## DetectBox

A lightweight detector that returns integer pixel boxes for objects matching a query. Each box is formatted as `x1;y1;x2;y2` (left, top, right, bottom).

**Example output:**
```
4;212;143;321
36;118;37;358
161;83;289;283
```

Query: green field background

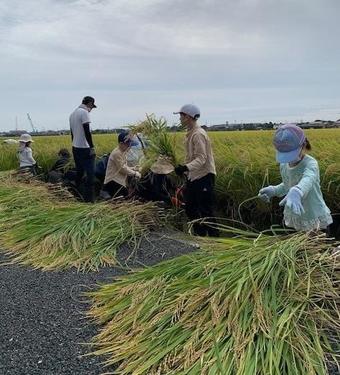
2;130;340;223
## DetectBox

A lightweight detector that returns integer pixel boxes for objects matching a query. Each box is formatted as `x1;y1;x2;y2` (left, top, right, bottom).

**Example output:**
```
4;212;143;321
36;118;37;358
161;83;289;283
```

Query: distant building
7;130;27;136
300;120;334;129
210;124;228;131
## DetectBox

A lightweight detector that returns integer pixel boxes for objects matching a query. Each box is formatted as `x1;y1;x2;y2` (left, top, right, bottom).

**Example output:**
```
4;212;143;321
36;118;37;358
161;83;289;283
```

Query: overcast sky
1;0;340;131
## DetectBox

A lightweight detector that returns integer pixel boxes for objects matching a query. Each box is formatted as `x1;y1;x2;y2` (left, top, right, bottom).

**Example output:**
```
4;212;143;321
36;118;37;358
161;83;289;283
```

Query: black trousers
103;180;128;198
72;147;95;203
19;165;37;176
184;173;219;237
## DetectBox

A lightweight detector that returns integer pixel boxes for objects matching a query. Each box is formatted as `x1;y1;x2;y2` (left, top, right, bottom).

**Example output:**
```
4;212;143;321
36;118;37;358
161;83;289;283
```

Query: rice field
2;128;340;225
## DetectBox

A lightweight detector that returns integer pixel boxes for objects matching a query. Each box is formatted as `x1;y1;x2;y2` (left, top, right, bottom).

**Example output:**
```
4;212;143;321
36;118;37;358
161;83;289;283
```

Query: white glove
258;186;276;203
134;171;141;179
279;186;305;215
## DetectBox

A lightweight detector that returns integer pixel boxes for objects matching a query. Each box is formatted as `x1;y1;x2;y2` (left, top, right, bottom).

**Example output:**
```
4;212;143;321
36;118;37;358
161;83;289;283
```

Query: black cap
82;96;97;108
118;131;132;145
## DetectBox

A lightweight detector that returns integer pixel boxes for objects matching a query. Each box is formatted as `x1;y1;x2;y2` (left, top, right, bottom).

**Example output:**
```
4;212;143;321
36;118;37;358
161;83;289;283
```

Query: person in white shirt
69;96;97;202
17;133;37;175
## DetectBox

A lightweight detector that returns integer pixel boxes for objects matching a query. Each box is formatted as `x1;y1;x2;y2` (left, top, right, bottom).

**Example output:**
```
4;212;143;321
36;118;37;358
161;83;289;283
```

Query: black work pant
103;180;128;198
19;165;37;176
150;173;172;204
72;147;95;203
184;173;219;237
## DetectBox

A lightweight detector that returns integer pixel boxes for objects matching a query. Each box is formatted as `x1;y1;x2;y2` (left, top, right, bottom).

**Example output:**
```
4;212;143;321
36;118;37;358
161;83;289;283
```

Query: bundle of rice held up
88;231;339;375
129;114;180;168
0;178;161;271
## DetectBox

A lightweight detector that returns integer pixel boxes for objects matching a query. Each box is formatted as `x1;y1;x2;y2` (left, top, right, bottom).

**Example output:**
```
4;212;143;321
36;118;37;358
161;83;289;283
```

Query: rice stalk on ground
0;178;161;271
88;231;339;374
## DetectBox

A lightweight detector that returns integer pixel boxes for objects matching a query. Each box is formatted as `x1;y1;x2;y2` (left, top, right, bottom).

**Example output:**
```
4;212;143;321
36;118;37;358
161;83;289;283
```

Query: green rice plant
0;134;118;172
129;114;180;168
129;114;168;135
3;129;340;228
0;177;161;271
207;130;340;225
88;231;339;374
0;143;19;170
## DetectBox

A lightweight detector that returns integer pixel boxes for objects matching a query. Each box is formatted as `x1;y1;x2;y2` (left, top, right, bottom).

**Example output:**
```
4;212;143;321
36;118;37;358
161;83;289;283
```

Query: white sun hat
150;156;175;175
18;133;34;143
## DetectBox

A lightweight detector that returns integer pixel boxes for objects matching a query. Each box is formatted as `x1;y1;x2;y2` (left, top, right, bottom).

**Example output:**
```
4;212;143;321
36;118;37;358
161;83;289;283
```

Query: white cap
173;104;200;119
19;133;34;143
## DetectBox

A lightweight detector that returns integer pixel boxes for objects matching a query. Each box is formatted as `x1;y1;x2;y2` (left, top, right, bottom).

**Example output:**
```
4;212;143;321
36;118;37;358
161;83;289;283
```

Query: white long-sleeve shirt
18;145;36;167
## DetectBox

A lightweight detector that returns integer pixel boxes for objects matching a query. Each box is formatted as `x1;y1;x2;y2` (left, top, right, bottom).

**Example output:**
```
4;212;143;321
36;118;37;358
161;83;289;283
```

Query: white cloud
0;0;340;131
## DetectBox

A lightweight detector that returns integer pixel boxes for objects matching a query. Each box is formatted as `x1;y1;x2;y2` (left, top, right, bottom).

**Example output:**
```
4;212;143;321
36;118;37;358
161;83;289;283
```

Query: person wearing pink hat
258;124;332;231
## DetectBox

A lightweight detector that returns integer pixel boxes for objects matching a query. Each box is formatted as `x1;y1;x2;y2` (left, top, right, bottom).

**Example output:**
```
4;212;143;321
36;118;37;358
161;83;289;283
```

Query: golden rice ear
128;114;179;170
88;232;339;374
0;179;162;271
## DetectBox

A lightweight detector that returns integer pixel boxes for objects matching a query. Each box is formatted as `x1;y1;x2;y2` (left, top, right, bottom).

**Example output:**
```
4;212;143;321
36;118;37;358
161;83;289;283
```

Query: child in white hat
18;133;37;174
258;124;332;231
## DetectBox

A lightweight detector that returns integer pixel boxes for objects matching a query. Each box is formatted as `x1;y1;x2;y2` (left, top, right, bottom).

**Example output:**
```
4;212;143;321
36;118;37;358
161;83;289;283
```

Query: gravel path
0;231;198;375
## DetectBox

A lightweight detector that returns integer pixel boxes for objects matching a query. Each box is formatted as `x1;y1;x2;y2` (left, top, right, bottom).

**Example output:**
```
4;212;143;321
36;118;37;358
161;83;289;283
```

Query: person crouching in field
136;156;177;206
100;131;141;199
258;123;332;232
173;104;219;237
18;133;37;175
47;148;72;183
51;148;71;173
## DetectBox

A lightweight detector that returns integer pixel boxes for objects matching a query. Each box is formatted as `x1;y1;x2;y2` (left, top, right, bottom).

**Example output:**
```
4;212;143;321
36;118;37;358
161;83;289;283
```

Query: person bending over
258;123;332;232
100;131;141;199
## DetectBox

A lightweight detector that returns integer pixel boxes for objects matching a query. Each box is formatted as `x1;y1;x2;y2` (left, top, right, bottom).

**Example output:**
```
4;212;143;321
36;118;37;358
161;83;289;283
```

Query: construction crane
27;113;38;133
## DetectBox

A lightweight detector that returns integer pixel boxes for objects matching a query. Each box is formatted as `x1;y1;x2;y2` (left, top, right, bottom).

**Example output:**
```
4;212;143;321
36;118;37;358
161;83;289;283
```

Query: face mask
289;148;304;165
290;156;301;164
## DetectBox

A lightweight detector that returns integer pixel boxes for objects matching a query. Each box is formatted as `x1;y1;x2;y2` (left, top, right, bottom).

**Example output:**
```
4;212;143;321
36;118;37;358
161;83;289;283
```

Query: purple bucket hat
273;124;306;163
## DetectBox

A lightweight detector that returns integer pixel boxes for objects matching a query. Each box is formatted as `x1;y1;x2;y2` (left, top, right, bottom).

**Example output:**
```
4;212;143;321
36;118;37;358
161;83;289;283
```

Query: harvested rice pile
88;232;339;374
0;174;161;271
